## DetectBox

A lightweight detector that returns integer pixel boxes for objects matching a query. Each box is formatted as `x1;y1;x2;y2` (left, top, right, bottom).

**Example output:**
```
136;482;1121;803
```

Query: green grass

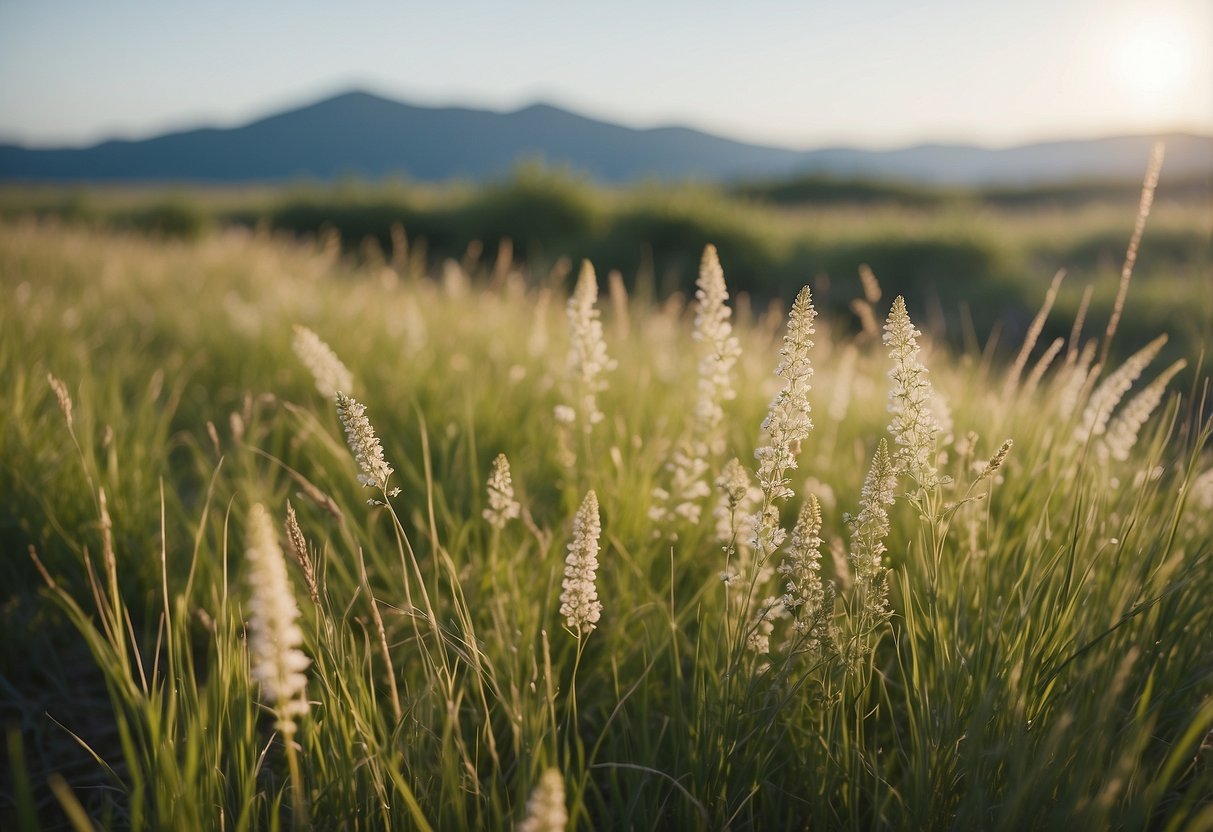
1;167;1209;362
1;218;1211;830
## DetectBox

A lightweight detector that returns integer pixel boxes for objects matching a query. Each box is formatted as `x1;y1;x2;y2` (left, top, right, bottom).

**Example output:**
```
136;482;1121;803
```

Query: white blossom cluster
779;495;828;650
751;285;817;558
559;490;603;636
336;392;397;495
483;453;522;529
565;261;615;433
651;246;742;529
692;245;741;453
847;440;897;636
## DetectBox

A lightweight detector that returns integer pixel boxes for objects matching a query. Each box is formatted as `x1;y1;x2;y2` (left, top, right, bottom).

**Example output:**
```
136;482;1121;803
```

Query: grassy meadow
1;170;1212;830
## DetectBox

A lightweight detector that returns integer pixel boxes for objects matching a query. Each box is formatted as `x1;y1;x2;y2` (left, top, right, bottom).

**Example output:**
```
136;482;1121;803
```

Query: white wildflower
1075;334;1167;444
1102;358;1186;461
692;244;741;453
665;447;711;524
651;246;741;528
714;458;761;546
780;496;826;634
746;596;787;654
336;392;396;494
848;440;897;647
483;453;522;529
518;768;567;832
884;296;942;487
292;325;353;397
560;490;603;636
245;503;310;735
565;261;616;434
752;285;817;558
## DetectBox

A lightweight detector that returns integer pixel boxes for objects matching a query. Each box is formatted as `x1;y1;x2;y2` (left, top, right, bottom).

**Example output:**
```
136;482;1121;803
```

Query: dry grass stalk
1101;141;1164;364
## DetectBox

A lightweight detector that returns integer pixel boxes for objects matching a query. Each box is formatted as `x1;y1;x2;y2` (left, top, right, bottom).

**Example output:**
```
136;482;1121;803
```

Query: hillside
2;90;1210;184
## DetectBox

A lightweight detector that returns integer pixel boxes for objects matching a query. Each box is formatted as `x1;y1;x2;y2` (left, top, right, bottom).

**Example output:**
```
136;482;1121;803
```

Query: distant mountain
1;90;1209;185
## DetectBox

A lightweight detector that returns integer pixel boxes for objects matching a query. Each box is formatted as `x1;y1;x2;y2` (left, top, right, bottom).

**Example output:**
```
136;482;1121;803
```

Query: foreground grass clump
1;219;1211;830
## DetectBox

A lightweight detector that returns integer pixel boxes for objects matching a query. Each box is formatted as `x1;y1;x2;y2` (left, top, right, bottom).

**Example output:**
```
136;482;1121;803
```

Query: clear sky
1;0;1210;150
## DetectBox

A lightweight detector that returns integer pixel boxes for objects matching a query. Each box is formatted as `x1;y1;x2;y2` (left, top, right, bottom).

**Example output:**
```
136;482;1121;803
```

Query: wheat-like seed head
884;296;943;488
1075;334;1167;445
245;503;310;735
292;324;354;397
1102;358;1186;462
518;768;567;832
47;373;73;432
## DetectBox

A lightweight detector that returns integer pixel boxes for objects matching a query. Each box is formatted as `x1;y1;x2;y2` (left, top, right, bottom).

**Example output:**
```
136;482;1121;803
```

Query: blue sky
1;0;1210;149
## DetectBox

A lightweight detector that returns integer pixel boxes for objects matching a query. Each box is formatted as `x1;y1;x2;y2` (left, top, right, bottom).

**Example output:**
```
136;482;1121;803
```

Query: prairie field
1;199;1212;831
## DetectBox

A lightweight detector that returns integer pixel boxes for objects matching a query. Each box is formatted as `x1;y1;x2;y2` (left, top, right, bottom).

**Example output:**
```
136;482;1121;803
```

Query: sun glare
1113;13;1192;99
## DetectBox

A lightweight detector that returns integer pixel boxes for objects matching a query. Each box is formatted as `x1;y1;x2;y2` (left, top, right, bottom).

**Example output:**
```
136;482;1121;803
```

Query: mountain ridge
2;89;1210;185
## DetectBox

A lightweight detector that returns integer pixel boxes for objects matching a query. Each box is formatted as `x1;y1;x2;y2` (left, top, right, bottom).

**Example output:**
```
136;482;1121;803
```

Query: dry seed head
292;325;354;398
859;263;883;304
47;373;73;432
1024;336;1066;397
518;768;568;832
1102;359;1186;462
1057;339;1098;419
284;502;320;605
245;503;310;734
1075;334;1167;444
483;453;522;529
1005;269;1065;398
559;490;603;636
974;439;1013;487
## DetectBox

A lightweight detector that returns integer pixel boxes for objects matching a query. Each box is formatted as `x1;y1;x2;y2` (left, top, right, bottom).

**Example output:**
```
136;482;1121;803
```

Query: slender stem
283;728;308;831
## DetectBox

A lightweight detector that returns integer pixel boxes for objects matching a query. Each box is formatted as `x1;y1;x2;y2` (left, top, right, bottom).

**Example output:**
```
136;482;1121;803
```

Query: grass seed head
292;324;354;397
518;768;567;832
245;503;310;735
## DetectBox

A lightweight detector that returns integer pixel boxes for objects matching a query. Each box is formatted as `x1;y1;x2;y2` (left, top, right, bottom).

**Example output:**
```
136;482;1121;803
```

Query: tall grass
1;213;1211;830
